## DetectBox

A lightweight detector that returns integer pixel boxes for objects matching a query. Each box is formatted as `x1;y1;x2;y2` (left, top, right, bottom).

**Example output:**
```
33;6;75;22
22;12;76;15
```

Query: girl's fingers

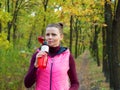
36;51;45;57
34;51;46;68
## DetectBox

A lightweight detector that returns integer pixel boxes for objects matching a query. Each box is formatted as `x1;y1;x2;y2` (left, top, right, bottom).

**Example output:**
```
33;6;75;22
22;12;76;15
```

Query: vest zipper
50;59;54;90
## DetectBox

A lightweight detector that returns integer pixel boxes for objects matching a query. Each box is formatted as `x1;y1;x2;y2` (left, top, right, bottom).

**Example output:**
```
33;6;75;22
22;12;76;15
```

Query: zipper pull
51;58;54;65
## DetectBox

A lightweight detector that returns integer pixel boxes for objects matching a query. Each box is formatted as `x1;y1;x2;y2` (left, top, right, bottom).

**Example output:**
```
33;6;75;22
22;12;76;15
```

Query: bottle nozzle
38;36;44;44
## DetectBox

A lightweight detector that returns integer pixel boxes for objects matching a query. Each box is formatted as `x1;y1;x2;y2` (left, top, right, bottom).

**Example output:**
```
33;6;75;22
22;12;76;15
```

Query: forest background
0;0;120;90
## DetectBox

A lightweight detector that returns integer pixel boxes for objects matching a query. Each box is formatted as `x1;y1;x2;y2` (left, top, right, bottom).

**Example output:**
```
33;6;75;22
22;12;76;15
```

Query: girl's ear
60;34;64;40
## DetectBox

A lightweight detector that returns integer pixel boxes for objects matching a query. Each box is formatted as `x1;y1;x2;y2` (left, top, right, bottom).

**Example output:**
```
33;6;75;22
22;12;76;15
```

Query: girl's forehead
46;27;60;33
46;27;59;30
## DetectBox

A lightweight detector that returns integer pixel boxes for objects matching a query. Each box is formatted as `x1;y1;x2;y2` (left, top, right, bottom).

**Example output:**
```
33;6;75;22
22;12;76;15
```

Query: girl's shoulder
57;47;70;55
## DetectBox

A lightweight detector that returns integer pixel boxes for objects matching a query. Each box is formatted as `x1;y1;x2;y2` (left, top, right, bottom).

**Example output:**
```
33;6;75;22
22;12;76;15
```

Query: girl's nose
48;34;52;39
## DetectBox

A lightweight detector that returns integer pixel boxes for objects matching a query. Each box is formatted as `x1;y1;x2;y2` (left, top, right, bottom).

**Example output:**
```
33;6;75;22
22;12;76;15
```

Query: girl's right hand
34;51;46;68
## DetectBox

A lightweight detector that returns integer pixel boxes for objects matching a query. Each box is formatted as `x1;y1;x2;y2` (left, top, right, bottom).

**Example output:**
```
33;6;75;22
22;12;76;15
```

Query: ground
76;50;110;90
76;51;91;90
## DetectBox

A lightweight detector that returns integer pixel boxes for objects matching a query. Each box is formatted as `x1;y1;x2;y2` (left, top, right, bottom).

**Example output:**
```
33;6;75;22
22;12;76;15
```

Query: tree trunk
13;20;17;45
102;26;109;81
78;26;82;54
103;0;113;84
94;24;100;66
7;0;22;42
0;23;1;33
74;17;79;58
13;0;19;45
41;0;49;36
27;24;35;48
7;0;11;41
69;15;73;52
90;24;100;66
27;29;33;49
0;3;2;33
112;0;120;89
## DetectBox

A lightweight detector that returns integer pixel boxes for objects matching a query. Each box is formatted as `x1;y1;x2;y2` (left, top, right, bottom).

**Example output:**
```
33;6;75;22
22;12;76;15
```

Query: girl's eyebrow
46;33;57;35
46;32;57;34
52;33;57;35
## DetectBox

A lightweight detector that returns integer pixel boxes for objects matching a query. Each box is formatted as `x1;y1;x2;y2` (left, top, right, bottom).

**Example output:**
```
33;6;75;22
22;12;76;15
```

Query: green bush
0;47;31;90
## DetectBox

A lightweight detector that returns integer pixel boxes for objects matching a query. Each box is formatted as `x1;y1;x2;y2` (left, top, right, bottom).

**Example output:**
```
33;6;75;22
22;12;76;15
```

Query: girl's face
45;27;63;47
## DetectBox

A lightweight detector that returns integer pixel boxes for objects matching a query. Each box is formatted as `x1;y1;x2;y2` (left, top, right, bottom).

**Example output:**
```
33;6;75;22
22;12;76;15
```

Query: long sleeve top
24;46;79;90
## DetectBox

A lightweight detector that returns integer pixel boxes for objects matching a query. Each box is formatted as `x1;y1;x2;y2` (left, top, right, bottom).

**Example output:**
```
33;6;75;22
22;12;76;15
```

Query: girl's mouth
48;41;53;43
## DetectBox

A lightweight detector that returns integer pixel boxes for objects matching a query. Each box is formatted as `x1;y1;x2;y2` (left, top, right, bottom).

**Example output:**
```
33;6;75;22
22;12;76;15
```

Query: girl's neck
49;45;60;57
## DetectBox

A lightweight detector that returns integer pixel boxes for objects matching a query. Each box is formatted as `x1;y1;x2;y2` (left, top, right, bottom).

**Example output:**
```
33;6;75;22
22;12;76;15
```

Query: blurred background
0;0;120;90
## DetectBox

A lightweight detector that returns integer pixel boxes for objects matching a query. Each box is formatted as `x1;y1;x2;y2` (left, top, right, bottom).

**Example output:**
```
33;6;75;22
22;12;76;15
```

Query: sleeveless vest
36;49;70;90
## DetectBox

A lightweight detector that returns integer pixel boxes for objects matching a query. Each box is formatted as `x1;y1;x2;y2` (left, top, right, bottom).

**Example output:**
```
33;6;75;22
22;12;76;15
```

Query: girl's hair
46;23;64;34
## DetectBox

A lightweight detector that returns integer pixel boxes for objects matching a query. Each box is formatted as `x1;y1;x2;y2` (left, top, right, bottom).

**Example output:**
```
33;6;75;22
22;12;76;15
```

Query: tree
6;0;24;44
0;2;2;33
7;0;11;41
74;17;79;58
112;0;120;89
41;0;49;36
69;15;73;52
103;0;113;84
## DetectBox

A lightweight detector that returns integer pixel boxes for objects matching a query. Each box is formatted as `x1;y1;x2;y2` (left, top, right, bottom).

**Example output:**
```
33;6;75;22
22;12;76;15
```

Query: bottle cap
43;41;47;45
41;41;49;53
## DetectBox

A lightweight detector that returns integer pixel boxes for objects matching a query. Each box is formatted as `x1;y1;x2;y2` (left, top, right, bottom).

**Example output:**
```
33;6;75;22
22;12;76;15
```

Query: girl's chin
48;44;54;47
48;44;58;47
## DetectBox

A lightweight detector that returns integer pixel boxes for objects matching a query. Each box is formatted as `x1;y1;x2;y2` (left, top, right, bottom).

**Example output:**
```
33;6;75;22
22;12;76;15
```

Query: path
76;50;110;90
76;51;91;90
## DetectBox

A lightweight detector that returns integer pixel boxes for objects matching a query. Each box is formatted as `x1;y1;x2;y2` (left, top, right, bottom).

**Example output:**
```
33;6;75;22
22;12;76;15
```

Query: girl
24;23;79;90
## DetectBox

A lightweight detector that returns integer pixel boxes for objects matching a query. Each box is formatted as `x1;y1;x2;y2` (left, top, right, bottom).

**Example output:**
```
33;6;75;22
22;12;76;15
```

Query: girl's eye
46;33;50;36
52;33;56;36
46;33;57;36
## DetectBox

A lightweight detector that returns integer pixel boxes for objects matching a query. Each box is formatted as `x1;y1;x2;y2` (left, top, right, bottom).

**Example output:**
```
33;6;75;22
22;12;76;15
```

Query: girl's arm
68;53;79;90
24;52;37;88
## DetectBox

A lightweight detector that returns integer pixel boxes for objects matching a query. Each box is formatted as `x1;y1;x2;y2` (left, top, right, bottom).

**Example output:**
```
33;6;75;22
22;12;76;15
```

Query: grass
75;50;110;90
89;60;110;90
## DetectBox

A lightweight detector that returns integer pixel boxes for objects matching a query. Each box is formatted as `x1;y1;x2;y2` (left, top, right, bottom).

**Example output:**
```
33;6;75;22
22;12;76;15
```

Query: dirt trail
76;51;91;90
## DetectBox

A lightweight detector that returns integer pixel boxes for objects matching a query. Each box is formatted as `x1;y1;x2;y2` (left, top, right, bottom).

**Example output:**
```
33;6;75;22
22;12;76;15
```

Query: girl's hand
34;51;46;68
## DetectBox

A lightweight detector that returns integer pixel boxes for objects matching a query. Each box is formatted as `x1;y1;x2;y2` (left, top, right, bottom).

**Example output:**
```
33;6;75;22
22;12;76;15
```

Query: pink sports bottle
37;36;49;69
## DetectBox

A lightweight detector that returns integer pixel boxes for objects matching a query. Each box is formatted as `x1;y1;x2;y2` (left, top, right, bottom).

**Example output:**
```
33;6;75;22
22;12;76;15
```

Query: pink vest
36;49;70;90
